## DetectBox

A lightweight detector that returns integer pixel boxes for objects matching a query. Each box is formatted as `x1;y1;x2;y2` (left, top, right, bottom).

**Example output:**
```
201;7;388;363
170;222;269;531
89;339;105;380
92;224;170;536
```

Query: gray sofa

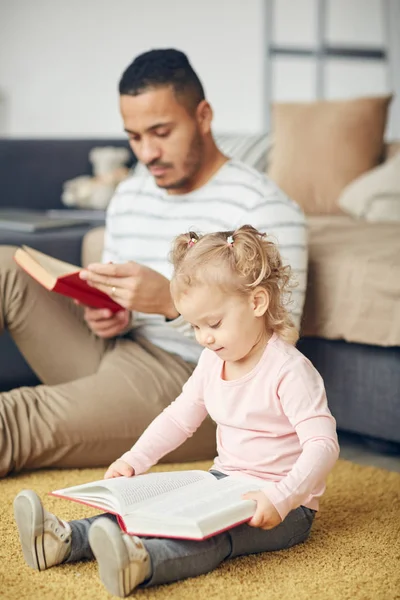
0;138;399;453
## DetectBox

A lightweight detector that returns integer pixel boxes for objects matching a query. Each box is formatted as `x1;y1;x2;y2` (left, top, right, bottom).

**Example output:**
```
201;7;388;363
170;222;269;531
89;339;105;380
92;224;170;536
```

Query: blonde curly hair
170;224;299;345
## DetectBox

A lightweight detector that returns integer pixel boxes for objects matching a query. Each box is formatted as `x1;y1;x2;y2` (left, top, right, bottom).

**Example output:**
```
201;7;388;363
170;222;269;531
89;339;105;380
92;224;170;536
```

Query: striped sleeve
102;189;196;340
101;197;121;264
165;314;196;341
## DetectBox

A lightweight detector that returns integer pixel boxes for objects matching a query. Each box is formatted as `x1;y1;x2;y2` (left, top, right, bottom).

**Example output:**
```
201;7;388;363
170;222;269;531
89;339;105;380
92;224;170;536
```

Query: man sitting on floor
0;48;307;477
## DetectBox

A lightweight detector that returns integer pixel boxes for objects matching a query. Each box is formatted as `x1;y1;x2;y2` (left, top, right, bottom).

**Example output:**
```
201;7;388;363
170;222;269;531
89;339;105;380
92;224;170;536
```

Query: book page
54;470;214;514
116;470;214;510
132;476;260;522
23;246;79;276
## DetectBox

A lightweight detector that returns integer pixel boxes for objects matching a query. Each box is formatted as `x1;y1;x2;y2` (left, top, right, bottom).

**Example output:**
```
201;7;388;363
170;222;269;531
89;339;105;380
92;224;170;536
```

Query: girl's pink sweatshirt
121;333;340;520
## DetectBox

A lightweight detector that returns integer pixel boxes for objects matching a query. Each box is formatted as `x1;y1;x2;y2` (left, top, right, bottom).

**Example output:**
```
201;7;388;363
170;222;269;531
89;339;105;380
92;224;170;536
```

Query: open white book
52;470;260;540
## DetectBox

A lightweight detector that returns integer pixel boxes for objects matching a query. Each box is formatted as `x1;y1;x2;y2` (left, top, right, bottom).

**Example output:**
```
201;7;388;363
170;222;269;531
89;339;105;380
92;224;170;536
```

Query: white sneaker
13;490;71;571
89;518;151;597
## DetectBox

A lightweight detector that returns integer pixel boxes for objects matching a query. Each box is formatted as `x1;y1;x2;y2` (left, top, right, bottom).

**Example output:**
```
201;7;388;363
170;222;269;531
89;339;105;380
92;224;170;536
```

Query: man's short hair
119;48;205;112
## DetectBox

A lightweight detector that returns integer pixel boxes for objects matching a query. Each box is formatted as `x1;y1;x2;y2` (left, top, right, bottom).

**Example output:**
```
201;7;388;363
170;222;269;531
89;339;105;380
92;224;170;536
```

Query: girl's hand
104;459;135;479
242;491;282;530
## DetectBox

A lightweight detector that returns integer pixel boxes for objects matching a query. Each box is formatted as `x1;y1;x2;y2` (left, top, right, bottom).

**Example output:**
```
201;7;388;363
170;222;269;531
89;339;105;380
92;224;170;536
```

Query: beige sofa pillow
82;226;105;267
338;152;400;222
267;96;392;215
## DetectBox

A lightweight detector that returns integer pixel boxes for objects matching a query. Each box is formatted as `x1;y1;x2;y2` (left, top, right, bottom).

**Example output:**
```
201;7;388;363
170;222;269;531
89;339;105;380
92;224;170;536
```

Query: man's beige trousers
0;247;216;477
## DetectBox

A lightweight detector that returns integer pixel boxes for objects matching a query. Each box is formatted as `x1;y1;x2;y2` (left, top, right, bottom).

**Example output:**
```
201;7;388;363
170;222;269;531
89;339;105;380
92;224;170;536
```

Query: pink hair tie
188;238;197;248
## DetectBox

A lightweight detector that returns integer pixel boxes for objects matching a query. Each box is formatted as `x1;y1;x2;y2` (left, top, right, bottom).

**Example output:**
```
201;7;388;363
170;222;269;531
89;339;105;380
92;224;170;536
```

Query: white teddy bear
61;146;131;210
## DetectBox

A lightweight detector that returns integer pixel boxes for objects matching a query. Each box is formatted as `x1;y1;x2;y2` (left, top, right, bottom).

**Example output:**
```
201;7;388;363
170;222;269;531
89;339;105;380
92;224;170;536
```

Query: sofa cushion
81;226;105;267
267;96;392;215
302;216;400;347
338;153;400;222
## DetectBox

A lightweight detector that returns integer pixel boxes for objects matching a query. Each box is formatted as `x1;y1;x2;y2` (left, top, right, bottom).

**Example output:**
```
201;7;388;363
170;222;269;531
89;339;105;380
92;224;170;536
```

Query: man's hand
242;491;282;530
104;459;135;479
80;262;178;319
82;306;131;338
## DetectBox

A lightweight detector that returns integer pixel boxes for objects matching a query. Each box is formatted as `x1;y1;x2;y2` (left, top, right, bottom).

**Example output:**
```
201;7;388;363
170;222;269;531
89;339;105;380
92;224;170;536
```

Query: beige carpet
1;460;400;600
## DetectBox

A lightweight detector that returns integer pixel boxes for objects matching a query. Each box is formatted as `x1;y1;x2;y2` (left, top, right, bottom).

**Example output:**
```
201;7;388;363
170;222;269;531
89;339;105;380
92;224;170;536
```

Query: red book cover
14;246;124;312
53;272;123;312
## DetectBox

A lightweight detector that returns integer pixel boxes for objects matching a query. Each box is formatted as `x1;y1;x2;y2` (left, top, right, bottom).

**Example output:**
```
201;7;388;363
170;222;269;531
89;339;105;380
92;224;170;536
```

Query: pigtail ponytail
170;231;201;271
231;225;299;345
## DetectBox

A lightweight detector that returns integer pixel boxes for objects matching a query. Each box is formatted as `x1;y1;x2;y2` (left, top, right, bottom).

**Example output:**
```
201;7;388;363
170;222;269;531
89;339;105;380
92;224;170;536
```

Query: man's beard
153;131;204;191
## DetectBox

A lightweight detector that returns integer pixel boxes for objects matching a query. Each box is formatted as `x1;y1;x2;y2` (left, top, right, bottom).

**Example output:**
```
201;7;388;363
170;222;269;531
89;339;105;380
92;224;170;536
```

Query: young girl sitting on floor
14;225;339;597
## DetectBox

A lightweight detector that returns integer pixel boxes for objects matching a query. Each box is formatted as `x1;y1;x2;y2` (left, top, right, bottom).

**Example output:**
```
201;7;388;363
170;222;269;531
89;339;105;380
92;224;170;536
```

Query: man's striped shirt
103;159;308;363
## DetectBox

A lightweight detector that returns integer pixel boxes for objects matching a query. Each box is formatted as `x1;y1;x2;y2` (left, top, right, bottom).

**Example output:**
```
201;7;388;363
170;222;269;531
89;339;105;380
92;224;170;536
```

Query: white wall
0;0;399;138
0;0;266;137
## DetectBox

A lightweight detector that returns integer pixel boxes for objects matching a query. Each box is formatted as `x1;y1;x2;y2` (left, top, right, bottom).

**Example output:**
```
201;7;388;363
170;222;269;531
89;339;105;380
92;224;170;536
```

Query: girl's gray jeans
67;470;316;588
